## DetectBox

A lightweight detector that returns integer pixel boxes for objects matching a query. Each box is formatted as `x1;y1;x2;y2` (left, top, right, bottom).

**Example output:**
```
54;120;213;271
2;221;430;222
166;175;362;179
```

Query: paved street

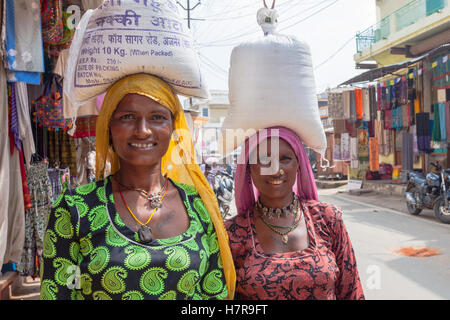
319;187;450;300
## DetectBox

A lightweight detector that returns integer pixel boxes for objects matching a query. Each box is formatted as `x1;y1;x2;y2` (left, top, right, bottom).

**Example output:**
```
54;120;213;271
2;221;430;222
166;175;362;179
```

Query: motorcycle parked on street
405;162;450;224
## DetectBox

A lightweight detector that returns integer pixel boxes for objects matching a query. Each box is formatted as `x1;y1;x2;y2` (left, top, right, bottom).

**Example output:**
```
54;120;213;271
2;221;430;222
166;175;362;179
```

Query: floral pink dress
225;200;365;300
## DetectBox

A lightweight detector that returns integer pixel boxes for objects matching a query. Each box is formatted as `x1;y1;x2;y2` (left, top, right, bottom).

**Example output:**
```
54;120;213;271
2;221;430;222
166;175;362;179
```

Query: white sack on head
64;0;209;110
219;7;326;156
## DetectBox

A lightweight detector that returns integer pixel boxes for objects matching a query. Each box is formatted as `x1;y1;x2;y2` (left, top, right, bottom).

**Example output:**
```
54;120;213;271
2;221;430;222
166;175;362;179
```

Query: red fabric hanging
354;88;363;120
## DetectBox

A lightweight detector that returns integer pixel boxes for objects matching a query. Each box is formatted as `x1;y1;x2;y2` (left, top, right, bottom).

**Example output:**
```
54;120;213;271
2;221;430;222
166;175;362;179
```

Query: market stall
0;0;103;293
326;45;450;188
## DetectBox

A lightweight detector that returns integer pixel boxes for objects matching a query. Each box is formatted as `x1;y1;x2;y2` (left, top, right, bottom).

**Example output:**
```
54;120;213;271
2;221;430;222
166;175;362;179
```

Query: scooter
405;162;450;224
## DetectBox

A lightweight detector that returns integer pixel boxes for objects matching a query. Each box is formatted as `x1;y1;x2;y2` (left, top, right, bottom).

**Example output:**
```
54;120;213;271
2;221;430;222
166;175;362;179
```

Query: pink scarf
234;126;318;215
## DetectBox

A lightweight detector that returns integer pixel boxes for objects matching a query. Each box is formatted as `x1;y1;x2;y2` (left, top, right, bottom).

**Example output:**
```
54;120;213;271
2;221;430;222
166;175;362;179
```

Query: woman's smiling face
109;93;174;168
249;137;298;201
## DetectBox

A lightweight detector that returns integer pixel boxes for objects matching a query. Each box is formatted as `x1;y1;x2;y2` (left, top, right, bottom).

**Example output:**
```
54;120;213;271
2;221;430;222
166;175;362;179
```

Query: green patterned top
40;176;228;300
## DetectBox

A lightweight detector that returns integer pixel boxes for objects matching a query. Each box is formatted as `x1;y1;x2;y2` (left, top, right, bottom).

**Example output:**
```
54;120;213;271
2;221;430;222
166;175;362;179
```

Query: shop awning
340;56;425;85
340;43;450;85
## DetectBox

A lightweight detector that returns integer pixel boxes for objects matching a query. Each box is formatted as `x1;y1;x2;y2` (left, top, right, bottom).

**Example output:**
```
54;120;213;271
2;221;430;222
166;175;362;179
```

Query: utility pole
176;0;203;29
176;0;203;111
177;0;204;163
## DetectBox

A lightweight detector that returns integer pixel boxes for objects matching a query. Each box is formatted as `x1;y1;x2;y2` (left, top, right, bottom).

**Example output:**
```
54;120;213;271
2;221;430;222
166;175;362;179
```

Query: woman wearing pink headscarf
224;126;364;300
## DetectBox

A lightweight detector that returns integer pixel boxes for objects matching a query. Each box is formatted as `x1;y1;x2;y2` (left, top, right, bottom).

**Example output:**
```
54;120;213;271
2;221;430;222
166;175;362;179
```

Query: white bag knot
256;7;279;35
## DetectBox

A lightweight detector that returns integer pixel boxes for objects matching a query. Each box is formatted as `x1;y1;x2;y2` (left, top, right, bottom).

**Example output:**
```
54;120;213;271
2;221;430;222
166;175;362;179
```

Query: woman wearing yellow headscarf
40;73;235;300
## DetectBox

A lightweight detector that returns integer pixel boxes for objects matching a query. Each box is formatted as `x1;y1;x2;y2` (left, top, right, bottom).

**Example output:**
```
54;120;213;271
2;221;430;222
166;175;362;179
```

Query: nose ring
279;169;285;175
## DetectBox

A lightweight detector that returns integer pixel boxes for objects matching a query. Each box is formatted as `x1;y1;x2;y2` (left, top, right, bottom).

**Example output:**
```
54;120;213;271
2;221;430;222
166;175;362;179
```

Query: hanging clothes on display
357;128;369;162
15;81;36;167
431;104;442;146
341;133;351;161
354;88;363;120
438;102;446;142
402;132;414;171
47;167;69;203
416;112;432;153
327;90;345;120
0;65;11;269
362;88;371;121
343;90;351;119
350;137;358;169
333;134;342;161
349;90;357;122
369;137;379;171
4;0;44;84
17;160;53;278
47;129;77;177
369;86;377;121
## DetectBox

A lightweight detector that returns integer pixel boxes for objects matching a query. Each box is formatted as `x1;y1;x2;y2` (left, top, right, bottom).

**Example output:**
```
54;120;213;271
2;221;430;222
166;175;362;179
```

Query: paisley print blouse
40;176;228;300
225;200;364;300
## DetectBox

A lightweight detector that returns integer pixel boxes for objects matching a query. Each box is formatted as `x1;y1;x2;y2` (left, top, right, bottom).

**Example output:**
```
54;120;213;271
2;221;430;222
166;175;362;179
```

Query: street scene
0;0;449;301
321;187;450;300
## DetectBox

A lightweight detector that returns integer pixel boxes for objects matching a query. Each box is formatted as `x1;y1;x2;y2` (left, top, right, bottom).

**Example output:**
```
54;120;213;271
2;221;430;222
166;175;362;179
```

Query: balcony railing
356;0;447;53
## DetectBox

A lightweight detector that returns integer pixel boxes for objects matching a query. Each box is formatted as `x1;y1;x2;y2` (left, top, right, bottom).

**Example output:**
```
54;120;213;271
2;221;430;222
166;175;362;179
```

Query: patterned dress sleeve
191;196;228;300
40;188;80;300
328;205;365;300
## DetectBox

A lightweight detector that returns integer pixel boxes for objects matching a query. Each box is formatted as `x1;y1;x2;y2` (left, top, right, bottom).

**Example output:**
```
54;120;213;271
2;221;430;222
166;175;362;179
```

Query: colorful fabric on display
350;137;358;161
40;177;228;300
377;84;382;110
416;112;431;153
369;137;379;172
332;119;346;134
333;143;342;161
18;160;53;278
446;102;450;142
402;132;414;171
47;129;77;175
8;83;22;152
343;90;351;119
402;104;411;128
328;92;345;120
72;116;98;139
414;98;421;114
362;88;370;121
4;0;44;84
225;201;364;300
349;90;356;122
439;103;446;141
357;129;369;161
374;120;384;155
94;74;235;299
400;79;408;104
384;129;393;156
392;106;403;130
369;86;377;121
354;88;363;120
412;125;419;155
18;149;32;211
384;110;392;130
341;133;351;161
432;104;441;142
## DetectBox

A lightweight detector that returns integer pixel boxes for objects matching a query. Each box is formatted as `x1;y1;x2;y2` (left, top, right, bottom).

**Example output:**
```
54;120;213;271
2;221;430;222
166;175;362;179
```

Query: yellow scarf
95;73;235;299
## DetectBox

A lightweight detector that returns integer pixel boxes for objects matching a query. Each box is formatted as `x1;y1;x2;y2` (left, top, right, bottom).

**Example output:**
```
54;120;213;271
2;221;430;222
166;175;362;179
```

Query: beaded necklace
256;194;302;244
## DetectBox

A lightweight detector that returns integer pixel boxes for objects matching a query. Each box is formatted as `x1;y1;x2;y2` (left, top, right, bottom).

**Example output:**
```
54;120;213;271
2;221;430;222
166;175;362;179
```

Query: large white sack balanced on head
219;6;326;156
64;0;209;109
